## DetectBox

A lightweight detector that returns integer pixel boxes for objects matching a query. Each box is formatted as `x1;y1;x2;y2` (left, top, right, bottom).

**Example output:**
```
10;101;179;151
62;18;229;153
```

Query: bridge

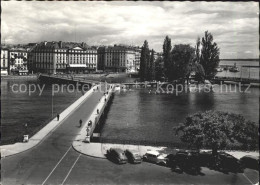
212;76;259;84
38;74;100;87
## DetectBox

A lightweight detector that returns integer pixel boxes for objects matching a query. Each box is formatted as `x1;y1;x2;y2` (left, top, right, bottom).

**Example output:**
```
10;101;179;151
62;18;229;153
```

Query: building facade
1;48;9;76
9;49;28;75
134;47;141;72
29;41;97;74
97;45;139;73
67;46;97;73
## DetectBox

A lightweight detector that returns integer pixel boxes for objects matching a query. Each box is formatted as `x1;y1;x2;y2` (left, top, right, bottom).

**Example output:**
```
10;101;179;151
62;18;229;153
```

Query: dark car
218;152;244;173
240;155;259;171
106;148;127;164
166;150;200;174
198;151;213;167
125;149;142;164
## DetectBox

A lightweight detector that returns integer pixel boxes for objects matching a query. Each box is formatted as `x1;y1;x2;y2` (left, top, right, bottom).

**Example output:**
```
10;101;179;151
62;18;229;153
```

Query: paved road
2;85;259;185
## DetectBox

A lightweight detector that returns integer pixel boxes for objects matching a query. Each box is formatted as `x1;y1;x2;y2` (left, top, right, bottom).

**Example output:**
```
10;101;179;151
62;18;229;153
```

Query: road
2;86;259;185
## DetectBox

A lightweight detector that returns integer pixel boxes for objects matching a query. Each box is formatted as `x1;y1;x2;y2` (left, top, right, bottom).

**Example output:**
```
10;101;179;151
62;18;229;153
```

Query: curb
71;143;106;159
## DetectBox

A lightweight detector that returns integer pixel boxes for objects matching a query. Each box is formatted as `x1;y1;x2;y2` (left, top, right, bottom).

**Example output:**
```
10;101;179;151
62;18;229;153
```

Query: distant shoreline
1;75;38;80
220;59;259;61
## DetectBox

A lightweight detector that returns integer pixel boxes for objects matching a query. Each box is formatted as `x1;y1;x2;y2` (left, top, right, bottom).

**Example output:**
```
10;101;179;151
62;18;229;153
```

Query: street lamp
51;85;54;118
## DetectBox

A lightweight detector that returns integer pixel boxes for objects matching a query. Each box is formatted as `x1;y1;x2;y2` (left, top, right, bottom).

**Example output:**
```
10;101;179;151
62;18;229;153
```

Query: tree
194;37;201;64
200;31;220;79
171;44;195;81
163;36;172;81
147;49;155;81
154;56;164;81
140;40;150;81
175;111;258;156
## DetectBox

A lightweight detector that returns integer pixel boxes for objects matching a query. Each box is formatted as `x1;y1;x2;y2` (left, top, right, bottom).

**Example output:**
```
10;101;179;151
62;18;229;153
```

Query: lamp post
51;85;54;118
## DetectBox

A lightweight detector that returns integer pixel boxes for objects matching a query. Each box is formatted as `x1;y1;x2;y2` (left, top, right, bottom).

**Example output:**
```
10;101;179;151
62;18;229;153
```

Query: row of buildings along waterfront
1;41;160;76
1;47;29;76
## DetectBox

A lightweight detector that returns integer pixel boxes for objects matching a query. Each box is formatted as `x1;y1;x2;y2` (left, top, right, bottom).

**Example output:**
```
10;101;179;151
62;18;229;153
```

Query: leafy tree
154;56;164;81
194;37;201;63
200;31;220;79
194;63;205;83
163;36;172;81
171;44;195;81
175;111;258;156
140;40;150;81
147;49;155;81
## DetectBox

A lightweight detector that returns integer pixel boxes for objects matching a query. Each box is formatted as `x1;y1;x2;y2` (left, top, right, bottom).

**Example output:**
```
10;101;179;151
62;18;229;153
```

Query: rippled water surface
1;78;82;145
101;86;259;145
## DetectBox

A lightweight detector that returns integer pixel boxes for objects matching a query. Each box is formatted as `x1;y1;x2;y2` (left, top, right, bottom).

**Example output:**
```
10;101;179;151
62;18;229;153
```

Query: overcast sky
1;1;259;59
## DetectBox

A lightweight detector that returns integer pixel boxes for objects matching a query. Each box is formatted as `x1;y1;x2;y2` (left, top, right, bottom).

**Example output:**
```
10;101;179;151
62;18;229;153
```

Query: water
217;60;259;79
1;78;82;145
101;86;259;146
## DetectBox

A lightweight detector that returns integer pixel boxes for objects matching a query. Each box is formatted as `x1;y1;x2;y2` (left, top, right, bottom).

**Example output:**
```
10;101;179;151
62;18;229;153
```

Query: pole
240;66;242;80
52;86;53;118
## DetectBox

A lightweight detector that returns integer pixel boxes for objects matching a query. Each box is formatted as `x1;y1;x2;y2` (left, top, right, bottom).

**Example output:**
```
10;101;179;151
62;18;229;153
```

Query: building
134;47;141;72
9;48;28;75
29;41;97;74
67;44;97;74
27;44;37;74
1;47;9;76
97;45;139;73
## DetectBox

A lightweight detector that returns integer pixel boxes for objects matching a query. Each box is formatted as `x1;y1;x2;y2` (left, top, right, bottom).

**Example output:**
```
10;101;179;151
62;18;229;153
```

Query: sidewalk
73;141;259;160
1;85;99;158
72;85;114;157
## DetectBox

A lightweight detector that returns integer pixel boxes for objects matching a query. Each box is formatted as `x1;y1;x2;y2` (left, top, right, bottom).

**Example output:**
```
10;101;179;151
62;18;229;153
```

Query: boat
229;63;239;72
223;66;229;70
229;67;239;72
216;67;223;72
114;84;121;91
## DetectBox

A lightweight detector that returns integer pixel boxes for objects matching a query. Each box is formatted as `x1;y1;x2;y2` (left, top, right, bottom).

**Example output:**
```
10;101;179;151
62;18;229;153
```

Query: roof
126;149;139;154
242;155;259;160
146;150;160;155
112;148;125;153
9;48;27;52
33;41;92;51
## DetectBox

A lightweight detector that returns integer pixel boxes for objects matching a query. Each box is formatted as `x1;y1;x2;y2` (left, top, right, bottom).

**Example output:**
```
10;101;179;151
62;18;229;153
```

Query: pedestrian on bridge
57;114;60;121
79;119;82;127
24;123;28;134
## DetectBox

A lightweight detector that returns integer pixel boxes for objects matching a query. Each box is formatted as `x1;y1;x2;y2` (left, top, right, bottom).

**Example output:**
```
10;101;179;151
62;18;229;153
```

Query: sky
1;1;259;59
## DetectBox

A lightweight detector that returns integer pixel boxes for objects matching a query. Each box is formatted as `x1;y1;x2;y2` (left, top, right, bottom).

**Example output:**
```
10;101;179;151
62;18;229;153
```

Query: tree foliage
163;36;172;80
200;31;220;79
175;111;259;155
154;56;164;81
170;44;195;81
140;40;150;81
148;49;155;81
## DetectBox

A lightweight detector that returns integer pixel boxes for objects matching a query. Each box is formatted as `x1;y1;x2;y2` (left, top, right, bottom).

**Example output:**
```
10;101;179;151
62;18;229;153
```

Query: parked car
197;151;213;167
143;151;167;166
125;149;142;164
240;155;259;171
167;150;200;174
218;152;244;172
106;148;127;164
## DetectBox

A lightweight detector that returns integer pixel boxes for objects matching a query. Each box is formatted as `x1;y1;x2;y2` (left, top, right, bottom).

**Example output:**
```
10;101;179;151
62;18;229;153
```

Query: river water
101;86;259;146
1;78;82;145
